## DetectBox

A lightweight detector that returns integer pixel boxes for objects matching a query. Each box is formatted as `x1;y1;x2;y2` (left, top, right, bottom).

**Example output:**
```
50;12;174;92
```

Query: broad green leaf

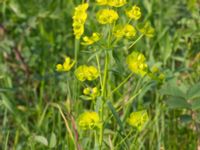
160;84;185;98
166;97;190;109
160;86;185;98
191;99;200;110
33;135;48;146
187;82;200;100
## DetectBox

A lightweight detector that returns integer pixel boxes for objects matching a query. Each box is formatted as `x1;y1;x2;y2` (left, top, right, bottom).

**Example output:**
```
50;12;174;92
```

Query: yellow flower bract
72;3;89;39
113;25;124;38
158;73;165;80
126;51;148;76
96;0;126;7
113;24;136;39
123;24;136;38
56;57;75;72
96;0;107;5
140;22;155;38
82;32;100;45
108;0;127;7
127;110;149;131
126;5;141;20
96;9;119;24
75;65;99;81
83;87;100;99
151;66;159;73
78;111;100;130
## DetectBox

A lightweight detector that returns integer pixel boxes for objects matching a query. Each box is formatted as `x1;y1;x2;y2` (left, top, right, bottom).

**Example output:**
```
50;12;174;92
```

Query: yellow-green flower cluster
83;87;100;99
56;57;75;72
72;3;89;39
139;22;155;38
82;32;100;45
123;24;136;38
127;110;149;131
96;9;118;24
75;65;99;81
148;66;165;81
126;5;141;20
96;0;127;7
113;24;136;39
158;73;165;80
78;111;100;130
126;51;148;76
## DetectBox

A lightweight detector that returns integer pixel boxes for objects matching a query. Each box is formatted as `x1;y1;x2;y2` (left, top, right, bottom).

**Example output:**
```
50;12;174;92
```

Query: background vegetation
0;0;200;149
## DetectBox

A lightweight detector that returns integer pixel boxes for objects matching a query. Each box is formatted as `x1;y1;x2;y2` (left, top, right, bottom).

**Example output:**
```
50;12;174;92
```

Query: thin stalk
95;50;103;89
127;18;132;24
37;69;45;127
102;52;109;97
95;130;98;149
107;24;112;48
131;131;140;149
110;72;133;96
122;77;143;121
74;39;80;68
99;23;112;150
49;103;76;147
155;91;161;149
99;51;109;149
128;34;144;50
74;39;80;101
4;131;9;150
115;129;134;149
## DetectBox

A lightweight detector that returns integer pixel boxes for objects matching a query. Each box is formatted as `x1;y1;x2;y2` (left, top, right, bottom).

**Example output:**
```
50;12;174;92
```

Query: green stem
131;131;139;149
95;50;103;89
127;18;132;24
102;52;109;98
99;22;113;150
49;103;76;146
74;39;80;101
99;51;109;149
75;39;80;68
122;77;143;121
128;34;144;50
110;72;133;96
115;129;134;148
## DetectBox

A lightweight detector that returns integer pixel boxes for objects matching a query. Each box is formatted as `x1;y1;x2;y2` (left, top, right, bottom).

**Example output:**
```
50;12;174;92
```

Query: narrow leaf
107;101;124;131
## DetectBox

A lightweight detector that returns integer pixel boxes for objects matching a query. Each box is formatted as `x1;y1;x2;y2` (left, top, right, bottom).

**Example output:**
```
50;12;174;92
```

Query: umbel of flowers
60;1;153;129
127;110;149;131
56;0;165;148
71;0;153;130
78;111;101;130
